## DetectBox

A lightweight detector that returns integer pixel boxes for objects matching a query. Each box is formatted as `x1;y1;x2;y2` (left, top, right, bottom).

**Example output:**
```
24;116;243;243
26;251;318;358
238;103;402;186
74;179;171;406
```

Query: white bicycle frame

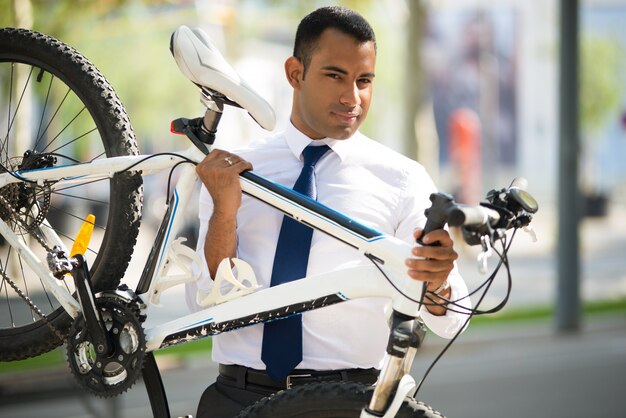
0;141;425;417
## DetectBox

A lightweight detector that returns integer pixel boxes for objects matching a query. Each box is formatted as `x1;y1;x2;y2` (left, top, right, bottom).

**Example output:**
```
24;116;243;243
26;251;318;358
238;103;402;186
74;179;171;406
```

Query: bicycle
0;26;538;417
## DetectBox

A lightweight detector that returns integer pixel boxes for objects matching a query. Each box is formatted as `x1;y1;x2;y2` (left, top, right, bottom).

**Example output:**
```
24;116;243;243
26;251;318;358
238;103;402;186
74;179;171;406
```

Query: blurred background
1;0;625;417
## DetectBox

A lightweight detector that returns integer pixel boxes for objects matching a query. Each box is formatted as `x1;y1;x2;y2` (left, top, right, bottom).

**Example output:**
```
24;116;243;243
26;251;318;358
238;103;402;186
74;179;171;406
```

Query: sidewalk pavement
1;202;624;417
1;312;623;418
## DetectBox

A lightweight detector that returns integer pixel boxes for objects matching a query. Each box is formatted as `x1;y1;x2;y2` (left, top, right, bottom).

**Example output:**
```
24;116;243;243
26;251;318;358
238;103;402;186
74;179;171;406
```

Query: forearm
204;209;238;279
420;267;471;338
424;285;451;316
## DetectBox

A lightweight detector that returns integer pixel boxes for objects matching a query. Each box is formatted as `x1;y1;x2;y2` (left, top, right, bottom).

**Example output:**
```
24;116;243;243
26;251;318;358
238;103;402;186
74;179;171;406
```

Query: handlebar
423;178;538;246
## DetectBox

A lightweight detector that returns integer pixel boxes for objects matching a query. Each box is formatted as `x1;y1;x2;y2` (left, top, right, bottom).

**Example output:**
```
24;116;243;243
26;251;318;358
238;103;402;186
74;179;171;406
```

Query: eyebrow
321;65;375;78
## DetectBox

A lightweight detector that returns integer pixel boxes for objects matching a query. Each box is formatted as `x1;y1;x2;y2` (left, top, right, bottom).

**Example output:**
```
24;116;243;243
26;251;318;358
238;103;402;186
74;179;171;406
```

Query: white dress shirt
187;122;470;370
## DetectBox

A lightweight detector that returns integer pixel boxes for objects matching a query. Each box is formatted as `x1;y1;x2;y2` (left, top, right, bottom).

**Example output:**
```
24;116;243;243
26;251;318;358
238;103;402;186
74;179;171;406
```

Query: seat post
199;89;224;144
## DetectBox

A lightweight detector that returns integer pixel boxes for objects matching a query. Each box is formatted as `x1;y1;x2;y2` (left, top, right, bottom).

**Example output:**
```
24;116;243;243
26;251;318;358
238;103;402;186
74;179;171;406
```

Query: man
187;6;470;417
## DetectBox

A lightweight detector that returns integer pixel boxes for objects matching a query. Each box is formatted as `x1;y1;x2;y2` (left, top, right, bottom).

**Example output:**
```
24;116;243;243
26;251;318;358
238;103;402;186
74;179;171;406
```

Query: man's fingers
197;151;252;175
412;244;458;260
231;159;253;172
413;228;453;247
405;257;455;273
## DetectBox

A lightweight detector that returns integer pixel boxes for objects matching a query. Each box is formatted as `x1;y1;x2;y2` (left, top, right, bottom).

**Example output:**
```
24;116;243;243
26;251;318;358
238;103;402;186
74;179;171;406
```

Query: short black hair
293;6;376;75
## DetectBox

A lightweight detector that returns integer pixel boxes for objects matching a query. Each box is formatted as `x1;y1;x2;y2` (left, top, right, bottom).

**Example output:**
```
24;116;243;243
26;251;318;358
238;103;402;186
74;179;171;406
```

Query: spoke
42;209;98;255
2;276;16;327
1;221;18;270
33;69;54;152
1;67;10;161
27;231;58;312
0;264;64;337
1;252;16;327
34;86;72;151
49;126;98;156
3;65;35;159
40;103;87;153
51;191;108;206
47;203;107;232
53;176;110;195
22;176;109;204
90;150;106;161
14;237;41;321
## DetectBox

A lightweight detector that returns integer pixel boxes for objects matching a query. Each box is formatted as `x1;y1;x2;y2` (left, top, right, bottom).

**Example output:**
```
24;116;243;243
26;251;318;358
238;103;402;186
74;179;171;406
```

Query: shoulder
347;133;430;182
235;131;286;154
232;131;293;176
232;132;288;161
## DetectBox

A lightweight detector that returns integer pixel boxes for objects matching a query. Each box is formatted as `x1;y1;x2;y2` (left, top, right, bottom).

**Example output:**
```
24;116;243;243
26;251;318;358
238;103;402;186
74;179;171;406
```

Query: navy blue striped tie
261;144;330;381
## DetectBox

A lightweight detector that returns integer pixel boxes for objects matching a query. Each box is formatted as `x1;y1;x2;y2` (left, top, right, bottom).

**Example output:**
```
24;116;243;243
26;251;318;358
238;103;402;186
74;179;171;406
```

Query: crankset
66;292;146;397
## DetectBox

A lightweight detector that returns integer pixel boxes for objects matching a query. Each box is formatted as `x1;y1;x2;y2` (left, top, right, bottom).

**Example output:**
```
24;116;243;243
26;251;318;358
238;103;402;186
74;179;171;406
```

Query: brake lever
477;235;493;274
523;225;537;242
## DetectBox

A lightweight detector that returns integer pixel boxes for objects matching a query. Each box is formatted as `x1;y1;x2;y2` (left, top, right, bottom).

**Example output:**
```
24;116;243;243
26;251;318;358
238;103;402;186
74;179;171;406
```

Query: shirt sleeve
395;164;472;339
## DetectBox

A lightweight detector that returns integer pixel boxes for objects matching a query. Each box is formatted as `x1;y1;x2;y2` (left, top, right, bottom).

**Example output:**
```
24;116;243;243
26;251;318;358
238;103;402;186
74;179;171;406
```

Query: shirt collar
285;120;358;162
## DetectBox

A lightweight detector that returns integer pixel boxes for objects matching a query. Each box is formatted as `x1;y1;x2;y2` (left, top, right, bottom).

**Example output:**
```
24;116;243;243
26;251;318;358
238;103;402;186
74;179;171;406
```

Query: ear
284;56;303;89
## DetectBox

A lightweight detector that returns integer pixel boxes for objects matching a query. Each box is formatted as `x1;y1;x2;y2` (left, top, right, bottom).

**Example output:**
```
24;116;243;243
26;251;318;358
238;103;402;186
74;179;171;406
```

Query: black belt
218;364;379;390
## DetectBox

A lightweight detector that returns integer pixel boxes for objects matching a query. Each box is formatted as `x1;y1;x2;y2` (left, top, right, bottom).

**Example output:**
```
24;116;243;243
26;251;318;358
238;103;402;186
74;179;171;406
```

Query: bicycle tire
237;381;445;418
0;28;143;361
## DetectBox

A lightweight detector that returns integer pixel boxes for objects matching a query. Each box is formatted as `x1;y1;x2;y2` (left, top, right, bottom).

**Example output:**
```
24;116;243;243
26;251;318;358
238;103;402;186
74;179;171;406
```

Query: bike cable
365;228;519;396
413;245;513;396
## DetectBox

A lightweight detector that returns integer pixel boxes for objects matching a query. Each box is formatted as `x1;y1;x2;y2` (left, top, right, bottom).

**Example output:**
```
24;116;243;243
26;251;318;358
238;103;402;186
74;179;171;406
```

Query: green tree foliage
4;0;206;151
3;0;405;155
579;35;625;135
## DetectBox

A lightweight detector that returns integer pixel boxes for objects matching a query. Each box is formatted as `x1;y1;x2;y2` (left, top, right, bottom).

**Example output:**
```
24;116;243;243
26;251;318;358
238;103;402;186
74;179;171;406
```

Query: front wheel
238;381;444;418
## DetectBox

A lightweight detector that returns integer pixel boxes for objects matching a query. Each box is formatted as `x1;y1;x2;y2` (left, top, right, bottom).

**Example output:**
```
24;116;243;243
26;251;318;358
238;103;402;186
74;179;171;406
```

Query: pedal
46;214;95;278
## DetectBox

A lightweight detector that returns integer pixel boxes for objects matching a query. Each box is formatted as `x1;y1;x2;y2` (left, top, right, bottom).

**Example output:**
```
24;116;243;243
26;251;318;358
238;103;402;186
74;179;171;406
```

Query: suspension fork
365;311;426;416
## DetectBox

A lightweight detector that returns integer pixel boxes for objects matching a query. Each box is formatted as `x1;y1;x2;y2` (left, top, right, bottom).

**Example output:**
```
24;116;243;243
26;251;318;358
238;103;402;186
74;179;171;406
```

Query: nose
339;82;361;107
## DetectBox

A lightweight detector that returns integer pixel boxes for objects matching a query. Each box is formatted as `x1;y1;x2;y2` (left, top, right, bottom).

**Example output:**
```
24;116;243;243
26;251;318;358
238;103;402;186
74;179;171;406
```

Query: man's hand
196;149;253;215
196;150;253;278
405;228;458;316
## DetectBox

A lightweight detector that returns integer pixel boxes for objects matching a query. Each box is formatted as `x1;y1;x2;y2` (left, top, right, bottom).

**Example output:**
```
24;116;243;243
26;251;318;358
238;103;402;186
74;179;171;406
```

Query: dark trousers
196;374;275;418
196;365;379;418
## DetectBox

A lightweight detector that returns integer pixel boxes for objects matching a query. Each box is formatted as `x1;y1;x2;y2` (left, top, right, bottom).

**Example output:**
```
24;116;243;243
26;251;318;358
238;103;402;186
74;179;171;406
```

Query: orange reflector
70;214;95;256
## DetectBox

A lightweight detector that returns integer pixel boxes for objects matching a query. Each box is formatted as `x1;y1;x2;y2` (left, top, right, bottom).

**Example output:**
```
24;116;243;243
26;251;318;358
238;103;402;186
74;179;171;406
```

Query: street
1;314;624;417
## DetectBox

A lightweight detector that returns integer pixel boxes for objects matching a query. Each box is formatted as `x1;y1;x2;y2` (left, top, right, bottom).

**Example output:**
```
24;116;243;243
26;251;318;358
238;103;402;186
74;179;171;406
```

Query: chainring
66;295;146;398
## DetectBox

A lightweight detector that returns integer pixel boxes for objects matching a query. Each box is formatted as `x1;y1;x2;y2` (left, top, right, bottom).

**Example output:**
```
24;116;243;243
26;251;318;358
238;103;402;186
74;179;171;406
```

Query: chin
331;126;359;140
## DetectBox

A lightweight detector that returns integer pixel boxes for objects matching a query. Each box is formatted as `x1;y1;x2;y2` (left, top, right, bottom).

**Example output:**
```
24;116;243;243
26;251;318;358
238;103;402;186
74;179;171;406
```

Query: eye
326;73;341;80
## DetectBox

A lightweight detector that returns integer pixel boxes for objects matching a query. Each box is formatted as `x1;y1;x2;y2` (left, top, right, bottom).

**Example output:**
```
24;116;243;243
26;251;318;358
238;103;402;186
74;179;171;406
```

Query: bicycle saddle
170;25;276;131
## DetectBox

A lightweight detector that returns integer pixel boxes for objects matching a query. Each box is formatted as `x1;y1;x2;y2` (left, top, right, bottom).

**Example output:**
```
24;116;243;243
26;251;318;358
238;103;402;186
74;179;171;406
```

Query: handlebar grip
447;205;500;227
418;193;454;245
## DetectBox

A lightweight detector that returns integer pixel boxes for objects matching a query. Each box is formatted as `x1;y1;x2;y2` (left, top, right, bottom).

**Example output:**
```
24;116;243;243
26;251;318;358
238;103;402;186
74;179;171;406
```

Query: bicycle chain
0;267;66;341
0;193;66;343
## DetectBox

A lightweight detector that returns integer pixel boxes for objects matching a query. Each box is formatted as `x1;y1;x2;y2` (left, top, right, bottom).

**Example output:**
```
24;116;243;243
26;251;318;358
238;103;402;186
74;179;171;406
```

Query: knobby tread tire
238;381;445;418
0;28;143;361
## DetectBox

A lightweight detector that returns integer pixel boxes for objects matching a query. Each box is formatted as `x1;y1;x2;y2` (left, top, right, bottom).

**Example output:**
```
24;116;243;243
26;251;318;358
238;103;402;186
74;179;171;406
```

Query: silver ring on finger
224;156;233;166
